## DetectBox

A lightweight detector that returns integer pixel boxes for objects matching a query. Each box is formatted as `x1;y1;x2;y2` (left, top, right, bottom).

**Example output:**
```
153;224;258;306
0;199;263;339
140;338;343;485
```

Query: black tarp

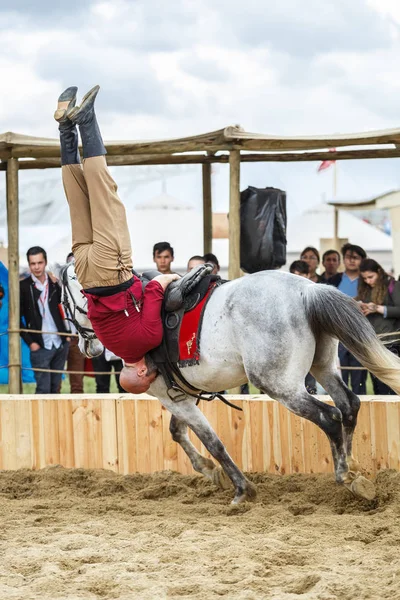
240;186;287;273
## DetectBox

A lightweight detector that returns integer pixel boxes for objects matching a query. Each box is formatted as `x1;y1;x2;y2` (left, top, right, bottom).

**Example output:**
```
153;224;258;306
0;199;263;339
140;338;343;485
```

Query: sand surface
0;467;400;600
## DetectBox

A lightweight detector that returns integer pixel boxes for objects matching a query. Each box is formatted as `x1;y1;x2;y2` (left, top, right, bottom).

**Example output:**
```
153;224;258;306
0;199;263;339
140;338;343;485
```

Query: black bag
240;186;287;273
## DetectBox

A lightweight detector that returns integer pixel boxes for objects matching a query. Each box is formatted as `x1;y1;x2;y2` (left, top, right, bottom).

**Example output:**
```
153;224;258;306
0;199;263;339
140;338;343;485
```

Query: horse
60;263;400;504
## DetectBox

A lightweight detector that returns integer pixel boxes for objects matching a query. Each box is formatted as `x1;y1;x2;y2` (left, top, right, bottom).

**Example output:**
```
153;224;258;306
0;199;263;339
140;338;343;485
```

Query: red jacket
84;277;164;363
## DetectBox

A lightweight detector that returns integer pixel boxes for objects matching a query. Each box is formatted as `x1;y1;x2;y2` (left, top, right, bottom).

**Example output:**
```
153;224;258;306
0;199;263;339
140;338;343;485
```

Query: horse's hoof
231;481;257;504
211;467;231;490
347;456;361;472
344;474;376;501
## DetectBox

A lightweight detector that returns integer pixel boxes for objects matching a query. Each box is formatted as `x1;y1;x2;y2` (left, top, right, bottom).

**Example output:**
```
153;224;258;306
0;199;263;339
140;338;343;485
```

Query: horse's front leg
169;415;230;490
161;396;256;504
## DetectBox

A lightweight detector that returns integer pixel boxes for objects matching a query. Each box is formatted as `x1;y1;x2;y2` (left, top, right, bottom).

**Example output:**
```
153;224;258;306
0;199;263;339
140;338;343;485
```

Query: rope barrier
2;365;122;376
5;328;78;338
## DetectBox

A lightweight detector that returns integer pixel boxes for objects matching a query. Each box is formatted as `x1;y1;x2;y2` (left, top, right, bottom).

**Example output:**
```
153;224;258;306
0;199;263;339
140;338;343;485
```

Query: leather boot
54;86;80;165
67;85;107;159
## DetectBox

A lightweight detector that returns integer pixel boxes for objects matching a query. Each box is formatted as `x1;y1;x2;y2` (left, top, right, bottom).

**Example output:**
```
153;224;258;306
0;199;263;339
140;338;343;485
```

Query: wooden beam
202;163;212;255
228;150;241;281
6;158;21;393
2;147;400;169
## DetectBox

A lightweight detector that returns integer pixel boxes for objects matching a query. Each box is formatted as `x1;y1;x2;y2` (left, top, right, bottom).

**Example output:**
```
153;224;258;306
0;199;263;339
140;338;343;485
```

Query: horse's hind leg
263;383;375;501
169;415;230;489
160;396;256;504
311;336;361;470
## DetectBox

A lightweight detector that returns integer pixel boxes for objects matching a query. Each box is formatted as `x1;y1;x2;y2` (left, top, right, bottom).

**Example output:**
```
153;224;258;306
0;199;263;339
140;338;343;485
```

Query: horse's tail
303;284;400;394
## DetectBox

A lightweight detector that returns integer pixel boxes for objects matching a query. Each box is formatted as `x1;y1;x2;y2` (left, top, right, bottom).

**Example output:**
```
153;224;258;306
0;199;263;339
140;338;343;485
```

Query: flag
317;148;336;172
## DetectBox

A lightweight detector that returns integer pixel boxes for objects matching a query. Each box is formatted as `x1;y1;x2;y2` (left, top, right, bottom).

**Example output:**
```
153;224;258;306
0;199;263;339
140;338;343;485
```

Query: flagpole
333;161;339;250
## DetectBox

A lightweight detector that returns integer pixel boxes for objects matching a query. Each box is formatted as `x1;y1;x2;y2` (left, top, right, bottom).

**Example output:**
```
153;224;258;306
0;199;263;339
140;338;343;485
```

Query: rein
60;264;97;341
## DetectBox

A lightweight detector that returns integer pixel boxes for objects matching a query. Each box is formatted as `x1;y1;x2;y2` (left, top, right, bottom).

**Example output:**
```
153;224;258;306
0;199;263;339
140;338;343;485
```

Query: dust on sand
0;467;400;600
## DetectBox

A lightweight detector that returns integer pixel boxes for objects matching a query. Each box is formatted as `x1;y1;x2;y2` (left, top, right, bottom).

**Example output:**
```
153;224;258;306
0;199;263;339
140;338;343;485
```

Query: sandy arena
0;467;399;600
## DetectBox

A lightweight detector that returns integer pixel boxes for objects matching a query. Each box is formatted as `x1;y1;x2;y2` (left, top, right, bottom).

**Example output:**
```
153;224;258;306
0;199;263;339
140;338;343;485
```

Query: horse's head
60;262;104;358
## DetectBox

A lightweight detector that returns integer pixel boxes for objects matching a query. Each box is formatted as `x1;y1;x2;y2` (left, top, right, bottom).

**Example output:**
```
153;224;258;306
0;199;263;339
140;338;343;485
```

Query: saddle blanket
178;283;216;366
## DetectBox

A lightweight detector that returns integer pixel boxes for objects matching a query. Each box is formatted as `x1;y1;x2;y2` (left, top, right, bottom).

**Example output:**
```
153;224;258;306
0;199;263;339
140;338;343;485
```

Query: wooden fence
0;395;399;476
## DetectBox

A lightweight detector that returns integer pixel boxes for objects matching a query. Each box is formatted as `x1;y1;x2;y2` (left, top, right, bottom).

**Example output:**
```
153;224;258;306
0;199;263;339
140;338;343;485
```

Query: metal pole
228;150;241;280
6;158;21;393
202;163;212;255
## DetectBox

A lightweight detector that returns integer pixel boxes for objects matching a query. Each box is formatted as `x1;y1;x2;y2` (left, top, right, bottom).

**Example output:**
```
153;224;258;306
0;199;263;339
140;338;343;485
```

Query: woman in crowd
300;246;323;283
358;258;400;394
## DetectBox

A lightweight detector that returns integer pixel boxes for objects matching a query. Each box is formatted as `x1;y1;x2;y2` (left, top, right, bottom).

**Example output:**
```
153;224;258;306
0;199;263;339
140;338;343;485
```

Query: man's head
153;242;174;274
119;355;158;394
289;260;310;278
341;243;366;275
187;255;205;272
203;252;220;275
322;249;340;277
27;246;47;280
66;252;74;263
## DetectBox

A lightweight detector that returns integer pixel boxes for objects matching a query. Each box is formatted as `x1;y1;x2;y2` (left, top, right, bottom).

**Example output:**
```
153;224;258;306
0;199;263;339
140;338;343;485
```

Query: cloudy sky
1;0;400;218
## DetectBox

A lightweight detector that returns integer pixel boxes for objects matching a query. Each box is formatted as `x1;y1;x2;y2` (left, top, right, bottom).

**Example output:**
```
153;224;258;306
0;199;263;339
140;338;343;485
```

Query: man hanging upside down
55;85;208;393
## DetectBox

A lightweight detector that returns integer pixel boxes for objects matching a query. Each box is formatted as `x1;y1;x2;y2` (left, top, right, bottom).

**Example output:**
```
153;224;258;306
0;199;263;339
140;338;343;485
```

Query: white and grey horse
61;264;400;503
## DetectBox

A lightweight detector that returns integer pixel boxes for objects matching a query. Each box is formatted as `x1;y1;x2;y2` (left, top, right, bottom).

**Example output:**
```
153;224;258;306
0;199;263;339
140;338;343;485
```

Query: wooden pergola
3;125;400;392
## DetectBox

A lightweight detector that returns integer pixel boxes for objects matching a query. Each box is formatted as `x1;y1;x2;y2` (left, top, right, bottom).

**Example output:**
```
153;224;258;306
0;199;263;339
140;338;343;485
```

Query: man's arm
19;281;36;348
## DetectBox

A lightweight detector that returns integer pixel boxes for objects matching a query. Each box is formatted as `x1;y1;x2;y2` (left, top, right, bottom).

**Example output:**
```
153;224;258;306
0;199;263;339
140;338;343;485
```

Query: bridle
60;264;98;341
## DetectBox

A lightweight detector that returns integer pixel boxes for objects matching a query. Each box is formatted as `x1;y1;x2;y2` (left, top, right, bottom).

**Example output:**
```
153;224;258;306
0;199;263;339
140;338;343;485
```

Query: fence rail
0;394;399;476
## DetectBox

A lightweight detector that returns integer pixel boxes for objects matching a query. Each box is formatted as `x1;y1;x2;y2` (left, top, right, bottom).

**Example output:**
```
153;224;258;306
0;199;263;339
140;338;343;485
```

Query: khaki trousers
62;156;133;289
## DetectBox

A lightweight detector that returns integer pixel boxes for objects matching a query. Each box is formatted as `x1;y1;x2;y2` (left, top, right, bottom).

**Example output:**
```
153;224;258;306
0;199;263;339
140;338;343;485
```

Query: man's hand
30;342;41;352
153;273;180;291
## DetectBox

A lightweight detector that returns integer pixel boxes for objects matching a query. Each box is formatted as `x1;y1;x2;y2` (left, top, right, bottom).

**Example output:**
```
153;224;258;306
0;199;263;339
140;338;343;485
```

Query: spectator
289;260;310;278
187;255;205;272
358;258;400;394
321;249;341;282
300;247;323;283
328;243;366;294
92;348;124;393
328;242;367;394
153;242;175;274
203;252;220;275
20;246;70;394
65;252;86;394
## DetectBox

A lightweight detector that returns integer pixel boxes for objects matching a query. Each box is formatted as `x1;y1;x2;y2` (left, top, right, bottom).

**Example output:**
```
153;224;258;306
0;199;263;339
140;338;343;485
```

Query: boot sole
67;85;100;122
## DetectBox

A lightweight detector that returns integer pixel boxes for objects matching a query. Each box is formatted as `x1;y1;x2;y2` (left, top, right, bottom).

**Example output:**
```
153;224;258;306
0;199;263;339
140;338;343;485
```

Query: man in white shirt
20;246;70;393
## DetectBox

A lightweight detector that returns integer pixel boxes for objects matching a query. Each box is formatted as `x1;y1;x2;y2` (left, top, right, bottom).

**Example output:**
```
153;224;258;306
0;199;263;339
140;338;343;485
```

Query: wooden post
6;158;21;393
228;150;241;280
202;163;212;255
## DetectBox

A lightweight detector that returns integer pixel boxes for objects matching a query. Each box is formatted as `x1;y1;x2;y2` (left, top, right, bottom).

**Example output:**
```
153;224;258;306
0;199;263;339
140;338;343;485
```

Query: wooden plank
353;400;373;475
0;401;17;469
58;399;75;468
14;399;32;468
248;400;264;473
100;398;118;471
86;398;103;469
302;416;320;474
289;412;305;474
370;400;389;471
43;399;60;466
72;398;89;468
386;401;400;470
116;399;137;474
148;400;164;473
135;399;151;473
277;404;291;476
